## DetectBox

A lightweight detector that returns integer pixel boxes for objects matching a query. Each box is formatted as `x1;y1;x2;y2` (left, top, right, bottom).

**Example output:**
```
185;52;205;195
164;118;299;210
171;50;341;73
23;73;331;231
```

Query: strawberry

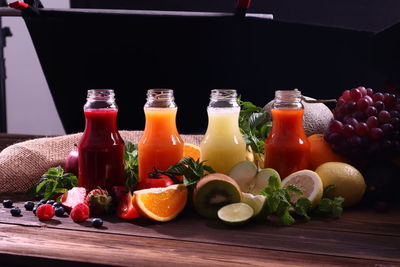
61;187;87;210
36;204;55;221
70;203;90;222
85;188;112;215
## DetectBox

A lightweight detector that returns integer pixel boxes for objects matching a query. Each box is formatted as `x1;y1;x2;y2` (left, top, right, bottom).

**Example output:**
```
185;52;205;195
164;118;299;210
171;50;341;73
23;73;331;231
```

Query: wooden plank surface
0;198;399;266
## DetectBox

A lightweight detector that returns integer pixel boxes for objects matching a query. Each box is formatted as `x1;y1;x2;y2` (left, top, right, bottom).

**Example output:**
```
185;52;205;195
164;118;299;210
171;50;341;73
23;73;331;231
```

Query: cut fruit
241;193;266;217
183;143;201;160
229;160;258;192
193;173;242;219
281;170;323;208
249;168;280;195
134;184;188;222
61;187;87;210
218;202;254;225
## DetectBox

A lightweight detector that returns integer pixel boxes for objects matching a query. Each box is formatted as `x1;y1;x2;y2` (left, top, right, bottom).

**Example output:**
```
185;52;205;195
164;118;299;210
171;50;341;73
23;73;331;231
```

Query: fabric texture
0;131;202;193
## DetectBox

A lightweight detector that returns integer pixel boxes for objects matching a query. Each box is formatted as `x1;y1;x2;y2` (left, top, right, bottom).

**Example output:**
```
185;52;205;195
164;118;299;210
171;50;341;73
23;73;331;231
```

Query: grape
355;122;369;136
381;123;394;136
390;110;399;118
391;117;400;128
342;90;351;101
372;93;384;102
366;116;379;129
356;97;370;111
329;120;343;133
378;110;391;124
383;93;396;109
358;86;367;96
369;128;383;140
365;106;378;117
328;86;399;158
342;124;355;137
342;101;356;114
373;101;385;112
350;88;362;101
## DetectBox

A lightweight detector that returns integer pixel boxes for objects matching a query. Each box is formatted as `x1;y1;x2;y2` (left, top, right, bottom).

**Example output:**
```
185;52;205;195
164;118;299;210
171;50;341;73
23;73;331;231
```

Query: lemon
281;170;323;208
315;162;366;207
217;203;254;225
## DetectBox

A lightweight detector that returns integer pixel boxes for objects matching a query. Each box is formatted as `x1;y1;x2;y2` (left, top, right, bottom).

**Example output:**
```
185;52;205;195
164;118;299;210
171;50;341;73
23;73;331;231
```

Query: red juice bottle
78;89;125;192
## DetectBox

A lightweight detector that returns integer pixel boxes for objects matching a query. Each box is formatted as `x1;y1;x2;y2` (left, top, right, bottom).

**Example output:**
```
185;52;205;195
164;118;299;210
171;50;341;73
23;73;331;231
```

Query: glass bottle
264;90;310;179
138;89;184;182
78;89;125;192
200;89;246;174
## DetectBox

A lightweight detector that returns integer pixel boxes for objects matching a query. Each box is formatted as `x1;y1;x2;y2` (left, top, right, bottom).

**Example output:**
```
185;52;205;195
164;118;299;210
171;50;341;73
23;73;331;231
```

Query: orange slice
134;184;188;222
183;143;201;160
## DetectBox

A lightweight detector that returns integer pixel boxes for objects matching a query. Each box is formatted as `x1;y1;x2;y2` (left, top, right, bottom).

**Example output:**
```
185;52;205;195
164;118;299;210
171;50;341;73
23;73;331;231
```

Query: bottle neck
272;90;303;110
208;89;239;108
145;89;176;108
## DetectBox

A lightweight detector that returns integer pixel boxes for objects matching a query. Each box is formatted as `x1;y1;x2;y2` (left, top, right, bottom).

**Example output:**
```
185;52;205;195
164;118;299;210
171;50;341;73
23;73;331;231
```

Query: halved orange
133;184;188;222
183;143;201;160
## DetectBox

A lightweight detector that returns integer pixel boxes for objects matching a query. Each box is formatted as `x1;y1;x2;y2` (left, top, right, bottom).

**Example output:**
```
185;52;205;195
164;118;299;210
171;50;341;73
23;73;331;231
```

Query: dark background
26;1;400;134
71;0;400;32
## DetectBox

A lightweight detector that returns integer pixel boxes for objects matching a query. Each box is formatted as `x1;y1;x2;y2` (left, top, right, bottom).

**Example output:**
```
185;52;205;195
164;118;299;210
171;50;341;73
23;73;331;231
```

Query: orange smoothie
138;108;184;181
264;109;310;179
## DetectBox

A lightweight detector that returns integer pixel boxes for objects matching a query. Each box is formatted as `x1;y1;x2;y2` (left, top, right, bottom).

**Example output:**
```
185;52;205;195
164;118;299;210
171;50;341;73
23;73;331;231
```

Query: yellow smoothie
200;107;246;174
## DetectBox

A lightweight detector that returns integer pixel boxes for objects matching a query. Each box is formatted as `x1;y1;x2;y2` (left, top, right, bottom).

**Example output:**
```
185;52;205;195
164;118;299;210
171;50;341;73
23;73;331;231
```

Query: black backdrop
24;3;396;134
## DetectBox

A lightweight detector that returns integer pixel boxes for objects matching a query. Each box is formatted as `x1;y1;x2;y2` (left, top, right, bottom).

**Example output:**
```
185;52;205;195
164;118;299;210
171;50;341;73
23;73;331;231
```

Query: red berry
70;203;90;222
36;204;55;221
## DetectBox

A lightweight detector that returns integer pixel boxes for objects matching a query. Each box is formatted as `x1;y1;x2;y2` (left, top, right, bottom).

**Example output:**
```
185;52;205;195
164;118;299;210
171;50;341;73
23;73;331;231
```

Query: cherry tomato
117;192;140;219
136;176;174;190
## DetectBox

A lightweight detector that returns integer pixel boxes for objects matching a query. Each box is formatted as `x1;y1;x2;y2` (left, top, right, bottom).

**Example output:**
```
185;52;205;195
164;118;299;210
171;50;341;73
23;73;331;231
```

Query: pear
228;160;258;192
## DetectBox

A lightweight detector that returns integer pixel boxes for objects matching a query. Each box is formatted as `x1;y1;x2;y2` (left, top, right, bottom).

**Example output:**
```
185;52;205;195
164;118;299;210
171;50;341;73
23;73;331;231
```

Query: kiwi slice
193;173;242;219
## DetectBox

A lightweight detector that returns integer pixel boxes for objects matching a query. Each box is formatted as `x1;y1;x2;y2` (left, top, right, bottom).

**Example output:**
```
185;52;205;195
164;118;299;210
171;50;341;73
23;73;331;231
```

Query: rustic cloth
0;131;202;193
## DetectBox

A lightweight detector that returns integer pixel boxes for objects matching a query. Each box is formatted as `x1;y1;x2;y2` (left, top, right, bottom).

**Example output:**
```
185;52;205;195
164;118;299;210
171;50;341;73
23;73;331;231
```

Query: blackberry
92;218;103;228
10;207;21;216
2;200;13;208
24;201;35;211
54;206;65;217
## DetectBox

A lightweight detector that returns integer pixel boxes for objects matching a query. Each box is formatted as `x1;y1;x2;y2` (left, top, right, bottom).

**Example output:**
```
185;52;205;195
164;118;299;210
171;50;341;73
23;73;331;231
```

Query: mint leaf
323;184;336;196
287;185;303;196
295;197;311;220
124;140;139;192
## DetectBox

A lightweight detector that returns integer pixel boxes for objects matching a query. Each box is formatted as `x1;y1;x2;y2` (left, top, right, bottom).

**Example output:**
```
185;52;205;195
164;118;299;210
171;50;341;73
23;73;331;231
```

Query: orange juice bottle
138;89;184;183
264;90;310;179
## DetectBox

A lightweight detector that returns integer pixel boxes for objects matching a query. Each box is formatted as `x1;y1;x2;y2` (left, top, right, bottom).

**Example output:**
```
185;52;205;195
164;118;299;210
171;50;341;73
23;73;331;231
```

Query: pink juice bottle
78;89;125;192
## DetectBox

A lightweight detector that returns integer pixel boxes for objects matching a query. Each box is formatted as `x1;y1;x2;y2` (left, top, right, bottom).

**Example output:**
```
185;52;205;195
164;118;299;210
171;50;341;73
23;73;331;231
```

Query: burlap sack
0;131;202;193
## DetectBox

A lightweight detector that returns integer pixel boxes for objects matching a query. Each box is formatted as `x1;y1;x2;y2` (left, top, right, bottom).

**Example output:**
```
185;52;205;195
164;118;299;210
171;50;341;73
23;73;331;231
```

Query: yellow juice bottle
200;89;246;174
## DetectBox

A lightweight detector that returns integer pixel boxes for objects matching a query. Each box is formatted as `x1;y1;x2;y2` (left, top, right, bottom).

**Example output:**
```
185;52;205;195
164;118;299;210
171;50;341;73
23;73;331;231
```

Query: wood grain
0;201;399;265
0;223;396;267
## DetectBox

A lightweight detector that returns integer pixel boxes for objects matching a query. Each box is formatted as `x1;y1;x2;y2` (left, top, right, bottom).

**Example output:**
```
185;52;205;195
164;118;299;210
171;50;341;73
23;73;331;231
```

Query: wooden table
0;134;399;266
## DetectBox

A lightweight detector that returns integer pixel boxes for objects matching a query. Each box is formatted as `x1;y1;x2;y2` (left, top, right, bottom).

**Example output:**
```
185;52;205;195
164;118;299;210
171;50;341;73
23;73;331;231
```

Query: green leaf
323;184;336;197
287;185;303;196
295;197;311;220
36;179;50;193
318;198;333;213
279;209;295;226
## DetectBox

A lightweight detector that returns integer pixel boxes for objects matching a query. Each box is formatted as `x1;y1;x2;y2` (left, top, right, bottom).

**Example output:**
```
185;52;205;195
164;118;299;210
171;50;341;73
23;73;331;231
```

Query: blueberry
24;201;35;211
46;200;55;205
92;218;103;228
54;206;65;217
39;199;47;204
10;207;21;216
2;200;13;208
52;202;61;208
33;203;43;215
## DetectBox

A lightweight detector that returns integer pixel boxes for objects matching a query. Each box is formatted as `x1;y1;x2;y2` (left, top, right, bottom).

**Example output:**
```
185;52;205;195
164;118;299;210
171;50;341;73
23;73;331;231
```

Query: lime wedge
217;203;254;225
241;192;266;216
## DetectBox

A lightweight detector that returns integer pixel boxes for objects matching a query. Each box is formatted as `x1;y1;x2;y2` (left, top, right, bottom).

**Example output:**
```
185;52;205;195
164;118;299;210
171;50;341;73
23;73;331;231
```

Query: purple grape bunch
325;86;400;158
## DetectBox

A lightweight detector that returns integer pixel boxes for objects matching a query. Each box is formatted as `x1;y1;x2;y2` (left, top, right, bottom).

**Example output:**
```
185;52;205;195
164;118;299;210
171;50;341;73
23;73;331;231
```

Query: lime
217;203;254;225
315;162;366;207
281;170;323;208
